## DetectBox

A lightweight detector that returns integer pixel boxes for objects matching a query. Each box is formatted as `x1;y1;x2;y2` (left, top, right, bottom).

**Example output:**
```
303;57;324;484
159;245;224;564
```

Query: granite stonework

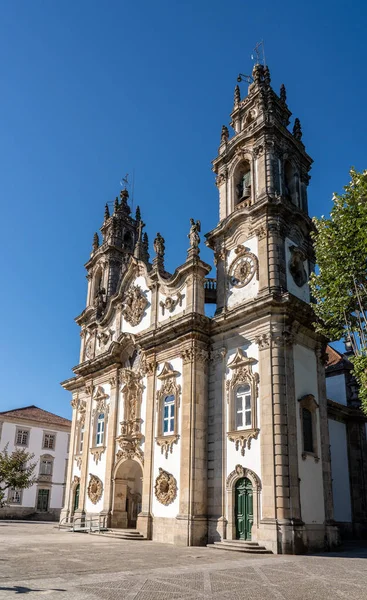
60;63;367;554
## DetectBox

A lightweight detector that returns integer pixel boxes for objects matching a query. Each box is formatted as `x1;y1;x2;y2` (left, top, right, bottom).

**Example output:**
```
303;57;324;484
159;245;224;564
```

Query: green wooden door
73;484;80;512
235;477;253;540
37;489;50;512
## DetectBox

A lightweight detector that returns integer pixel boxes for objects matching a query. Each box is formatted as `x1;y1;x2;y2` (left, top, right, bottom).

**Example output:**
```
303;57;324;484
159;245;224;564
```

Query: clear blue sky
1;1;366;419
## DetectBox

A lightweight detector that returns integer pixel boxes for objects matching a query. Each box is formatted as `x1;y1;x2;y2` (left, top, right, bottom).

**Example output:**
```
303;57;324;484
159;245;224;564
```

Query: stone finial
134;219;145;260
104;203;110;220
221;125;229;144
114;196;119;212
293;118;303;141
280;83;287;103
252;63;264;85
92;232;99;251
135;205;141;222
264;65;271;86
143;232;150;263
234;84;241;105
187;218;201;257
153;233;165;258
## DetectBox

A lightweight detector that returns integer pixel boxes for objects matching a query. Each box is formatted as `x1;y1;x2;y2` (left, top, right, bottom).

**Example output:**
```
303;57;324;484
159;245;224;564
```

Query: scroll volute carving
116;368;145;463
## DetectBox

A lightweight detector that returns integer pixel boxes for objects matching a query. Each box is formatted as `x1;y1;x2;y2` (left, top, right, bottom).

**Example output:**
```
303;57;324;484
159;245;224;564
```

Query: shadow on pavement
0;587;66;595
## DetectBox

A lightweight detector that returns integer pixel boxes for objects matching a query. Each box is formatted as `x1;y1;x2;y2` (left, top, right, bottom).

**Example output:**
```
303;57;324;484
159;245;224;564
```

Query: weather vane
237;41;266;84
120;173;129;189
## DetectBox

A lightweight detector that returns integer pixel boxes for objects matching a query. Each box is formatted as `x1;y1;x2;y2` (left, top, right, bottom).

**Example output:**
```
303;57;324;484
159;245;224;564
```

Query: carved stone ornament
159;292;183;316
154;468;177;506
122;284;148;327
116;438;144;465
90;446;106;464
75;455;82;469
226;348;260;456
228;428;260;456
85;337;94;360
228;246;258;288
87;474;103;505
71;475;80;492
92;386;110;417
289;245;307;288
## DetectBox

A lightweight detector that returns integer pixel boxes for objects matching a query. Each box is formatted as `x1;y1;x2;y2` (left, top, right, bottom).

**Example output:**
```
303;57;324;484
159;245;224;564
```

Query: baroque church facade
60;63;365;553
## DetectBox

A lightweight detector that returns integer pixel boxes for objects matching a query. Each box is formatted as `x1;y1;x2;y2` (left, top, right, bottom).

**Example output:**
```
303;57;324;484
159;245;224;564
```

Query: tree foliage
0;446;37;507
310;168;367;414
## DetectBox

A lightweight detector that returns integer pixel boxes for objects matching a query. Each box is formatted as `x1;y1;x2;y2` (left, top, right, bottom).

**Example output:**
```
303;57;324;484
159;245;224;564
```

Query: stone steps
207;540;272;554
92;529;146;540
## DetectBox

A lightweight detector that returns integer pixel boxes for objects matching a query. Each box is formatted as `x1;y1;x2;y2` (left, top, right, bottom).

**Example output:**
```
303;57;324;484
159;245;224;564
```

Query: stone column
101;369;119;526
207;347;227;543
74;383;93;522
267;222;287;292
175;344;209;546
60;394;79;523
136;356;156;539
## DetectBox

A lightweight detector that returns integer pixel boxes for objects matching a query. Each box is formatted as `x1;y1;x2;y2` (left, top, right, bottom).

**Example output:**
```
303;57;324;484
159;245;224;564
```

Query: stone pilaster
175;344;209;546
207;347;227;542
102;370;119;525
74;383;93;520
136;356;157;539
60;394;79;523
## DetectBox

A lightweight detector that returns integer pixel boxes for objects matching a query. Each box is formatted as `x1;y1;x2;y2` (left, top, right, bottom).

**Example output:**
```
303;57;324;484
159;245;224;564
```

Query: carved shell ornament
228;246;258;288
122;284;148;327
87;474;103;505
154;468;177;505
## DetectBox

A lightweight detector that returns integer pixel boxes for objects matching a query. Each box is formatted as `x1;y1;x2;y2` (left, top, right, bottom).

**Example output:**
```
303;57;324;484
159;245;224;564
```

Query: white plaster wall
328;418;352;522
285;238;310;302
293;344;325;524
121;275;151;334
227;237;259;309
225;342;262;515
158;286;187;324
0;420;70;509
326;374;347;405
151;357;182;519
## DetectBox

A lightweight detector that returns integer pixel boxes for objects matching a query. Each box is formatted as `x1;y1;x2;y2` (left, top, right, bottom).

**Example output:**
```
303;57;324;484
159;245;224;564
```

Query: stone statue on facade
188;219;201;252
153;233;165;258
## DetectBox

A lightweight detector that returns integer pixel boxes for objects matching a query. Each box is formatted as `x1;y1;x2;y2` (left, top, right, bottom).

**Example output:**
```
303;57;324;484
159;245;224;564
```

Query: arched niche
234;160;252;208
123;230;134;253
225;465;261;541
284;160;300;207
111;458;143;529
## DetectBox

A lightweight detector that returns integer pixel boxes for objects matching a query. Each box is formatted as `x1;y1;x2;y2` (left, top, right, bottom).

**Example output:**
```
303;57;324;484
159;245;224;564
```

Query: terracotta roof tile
0;405;71;428
325;345;352;369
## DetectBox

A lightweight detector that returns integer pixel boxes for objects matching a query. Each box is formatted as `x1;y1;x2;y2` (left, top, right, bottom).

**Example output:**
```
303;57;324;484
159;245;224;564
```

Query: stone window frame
90;386;109;464
14;427;30;447
8;488;23;504
226;349;260;456
155;362;181;458
38;453;54;480
226;465;262;541
298;394;319;462
42;431;57;451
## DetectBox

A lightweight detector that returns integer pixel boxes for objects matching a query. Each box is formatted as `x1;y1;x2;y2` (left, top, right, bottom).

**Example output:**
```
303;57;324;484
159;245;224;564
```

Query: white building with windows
0;405;71;520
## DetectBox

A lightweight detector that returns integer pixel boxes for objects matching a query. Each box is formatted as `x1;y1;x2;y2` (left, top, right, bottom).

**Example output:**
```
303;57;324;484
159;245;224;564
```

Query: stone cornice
205;195;314;249
327;399;367;423
137;312;211;353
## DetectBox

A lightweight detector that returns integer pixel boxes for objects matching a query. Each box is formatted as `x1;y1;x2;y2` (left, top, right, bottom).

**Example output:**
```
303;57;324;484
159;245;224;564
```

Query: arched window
298;394;319;461
284;161;300;207
163;395;175;435
156;362;181;457
123;231;133;252
96;413;105;446
235;385;252;430
302;408;313;453
79;424;85;453
235;161;252;206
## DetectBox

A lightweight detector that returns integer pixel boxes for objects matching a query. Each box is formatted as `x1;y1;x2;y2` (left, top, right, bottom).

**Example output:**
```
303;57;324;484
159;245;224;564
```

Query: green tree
0;446;37;507
310;168;367;414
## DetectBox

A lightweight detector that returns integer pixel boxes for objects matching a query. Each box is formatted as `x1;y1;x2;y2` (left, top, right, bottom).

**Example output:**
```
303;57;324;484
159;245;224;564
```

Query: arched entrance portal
111;459;142;529
235;477;253;540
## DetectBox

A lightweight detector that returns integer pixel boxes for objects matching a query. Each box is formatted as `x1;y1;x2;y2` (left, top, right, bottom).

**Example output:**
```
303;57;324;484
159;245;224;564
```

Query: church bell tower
206;63;338;554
